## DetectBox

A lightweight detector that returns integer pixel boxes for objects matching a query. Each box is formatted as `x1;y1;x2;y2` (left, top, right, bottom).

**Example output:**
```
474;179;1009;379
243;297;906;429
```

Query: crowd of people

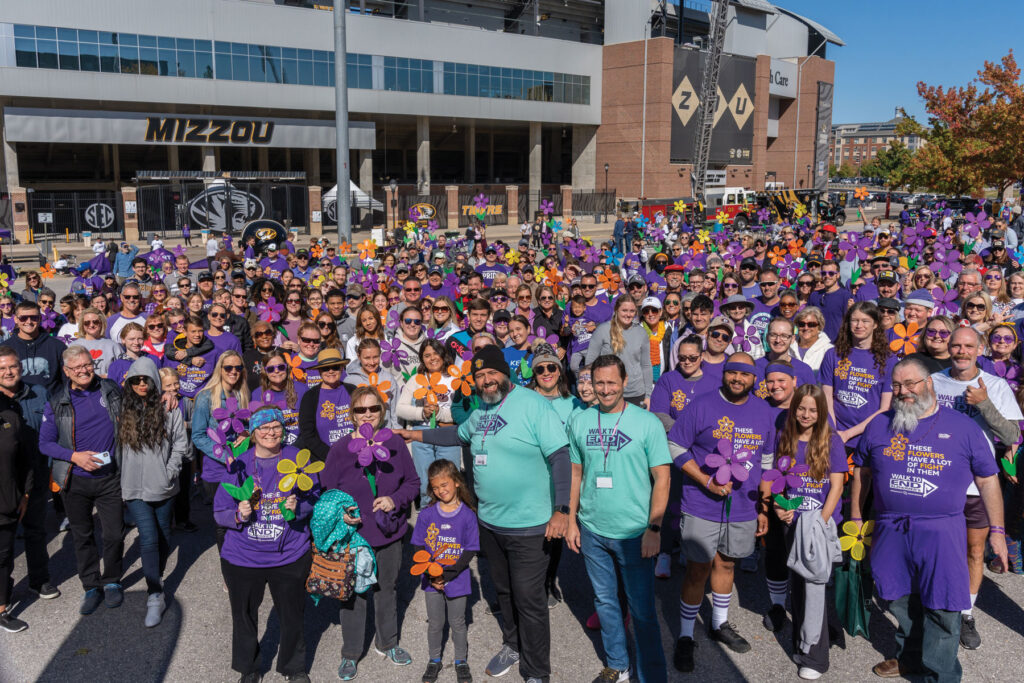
0;197;1022;683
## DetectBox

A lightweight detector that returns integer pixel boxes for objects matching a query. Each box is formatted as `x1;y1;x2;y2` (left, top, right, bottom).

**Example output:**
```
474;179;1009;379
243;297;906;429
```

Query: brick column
122;186;139;241
446;185;459;231
384;185;397;242
10;188;29;244
561;185;573;221
506;185;519;226
308;185;323;237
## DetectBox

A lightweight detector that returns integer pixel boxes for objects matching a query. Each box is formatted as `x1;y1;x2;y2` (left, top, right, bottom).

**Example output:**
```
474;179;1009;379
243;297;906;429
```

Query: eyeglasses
352;404;383;415
678;354;701;364
768;333;793;340
65;363;93;374
925;328;951;340
222;364;243;373
708;330;731;341
232;293;247;299
128;376;147;386
17;315;40;322
891;378;927;393
299;337;321;344
760;281;779;287
991;334;1016;344
797;320;820;328
535;363;559;375
255;424;284;434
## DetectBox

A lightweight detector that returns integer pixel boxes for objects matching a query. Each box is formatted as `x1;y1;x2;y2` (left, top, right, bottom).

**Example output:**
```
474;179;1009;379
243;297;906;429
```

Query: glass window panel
119;45;139;73
99;44;119;72
328;67;334;88
443;62;454;74
139;46;158;75
249;55;265;82
266;45;280;58
231;42;247;54
358;64;372;89
265;55;281;83
456;62;466;74
397;57;408;69
443;71;455;94
195;40;211;52
118;33;138;46
176;38;194;50
409;68;420;92
79;30;99;44
347;62;358;88
215;52;232;79
553;81;563;102
158;48;175;76
79;43;100;72
58;41;79;70
14;38;36;68
36;26;56;40
13;25;35;39
57;28;77;42
314;50;329;62
297;48;312;61
421;68;433;93
231;54;248;80
582;82;589;104
215;41;230;53
176;49;195;77
456;73;467;96
281;47;296;60
398;67;409;91
138;35;157;48
158;36;175;49
36;40;58;69
281;58;297;84
99;32;115;45
249;44;262;57
195;51;213;78
297;60;313;85
384;66;396;90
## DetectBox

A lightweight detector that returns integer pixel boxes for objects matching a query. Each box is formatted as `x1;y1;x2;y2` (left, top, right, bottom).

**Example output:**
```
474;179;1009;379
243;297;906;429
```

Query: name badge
596;473;613;489
474;453;487;466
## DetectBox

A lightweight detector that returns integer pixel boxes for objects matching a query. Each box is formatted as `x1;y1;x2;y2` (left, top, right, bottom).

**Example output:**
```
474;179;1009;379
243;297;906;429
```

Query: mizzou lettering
144;117;275;145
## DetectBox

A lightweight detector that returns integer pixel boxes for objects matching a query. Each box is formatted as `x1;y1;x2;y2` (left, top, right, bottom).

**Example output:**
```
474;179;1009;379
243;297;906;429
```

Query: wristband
850;517;862;522
706;475;713;489
989;526;1006;535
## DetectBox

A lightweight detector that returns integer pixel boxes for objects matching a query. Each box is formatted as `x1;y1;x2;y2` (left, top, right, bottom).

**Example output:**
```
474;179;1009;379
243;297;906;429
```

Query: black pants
21;479;51;587
62;473;124;590
764;512;789;583
479;526;551;681
173;460;192;527
202;480;227;551
339;539;403;659
221;552;312;677
0;521;17;606
546;539;563;588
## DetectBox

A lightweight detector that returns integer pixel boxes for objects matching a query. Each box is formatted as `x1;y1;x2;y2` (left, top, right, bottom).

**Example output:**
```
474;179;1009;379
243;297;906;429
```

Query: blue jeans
410;425;463;507
125;498;174;594
580;525;667;682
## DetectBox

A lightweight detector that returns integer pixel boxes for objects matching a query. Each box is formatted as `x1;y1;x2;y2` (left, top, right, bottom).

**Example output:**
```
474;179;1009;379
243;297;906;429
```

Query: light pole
332;0;352;244
806;164;812;189
604;162;609;223
388;177;398;245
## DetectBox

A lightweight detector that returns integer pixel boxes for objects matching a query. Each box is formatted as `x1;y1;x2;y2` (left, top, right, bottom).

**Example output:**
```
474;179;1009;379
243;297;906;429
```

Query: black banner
670;48;756;165
814;81;834;191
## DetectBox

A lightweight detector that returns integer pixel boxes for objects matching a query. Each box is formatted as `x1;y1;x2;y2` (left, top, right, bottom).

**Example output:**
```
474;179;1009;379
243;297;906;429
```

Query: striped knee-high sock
679;599;701;639
711;591;731;630
767;578;789;608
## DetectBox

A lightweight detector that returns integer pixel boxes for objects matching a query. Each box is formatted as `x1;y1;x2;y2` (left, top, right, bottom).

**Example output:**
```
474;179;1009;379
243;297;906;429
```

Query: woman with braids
761;384;846;679
119;356;188;628
819;301;895;448
250;351;306;446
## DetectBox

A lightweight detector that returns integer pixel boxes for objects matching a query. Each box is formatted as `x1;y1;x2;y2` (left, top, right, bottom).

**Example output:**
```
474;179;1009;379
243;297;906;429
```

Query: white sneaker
798;667;822;680
59;517;70;533
144;593;165;628
654;553;671;578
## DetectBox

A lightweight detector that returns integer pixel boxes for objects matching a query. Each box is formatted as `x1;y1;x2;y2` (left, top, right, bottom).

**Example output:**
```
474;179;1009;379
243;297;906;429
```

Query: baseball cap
640;296;662;311
428;266;443;276
821;224;837;234
740;257;759;269
296;249;309;258
876;297;901;311
345;283;365;297
626;274;646;287
396;262;410;273
493;310;511;324
876;270;898;284
266;243;278;251
197;271;214;282
708;315;735;334
244;259;258;269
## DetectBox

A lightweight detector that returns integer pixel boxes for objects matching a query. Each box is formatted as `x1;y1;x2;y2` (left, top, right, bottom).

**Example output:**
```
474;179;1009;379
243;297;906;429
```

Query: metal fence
136;182;308;238
572;189;617;216
400;194;448;229
28;190;123;240
518;190;562;223
457;193;506;227
0;194;12;241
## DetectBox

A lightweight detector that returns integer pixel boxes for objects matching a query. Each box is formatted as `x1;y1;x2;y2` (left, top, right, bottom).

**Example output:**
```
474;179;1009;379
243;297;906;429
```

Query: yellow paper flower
506;250;520;266
696;229;710;244
673;199;688;213
714;210;729;224
840;520;874;561
793;203;807;219
277;449;324;492
0;273;9;290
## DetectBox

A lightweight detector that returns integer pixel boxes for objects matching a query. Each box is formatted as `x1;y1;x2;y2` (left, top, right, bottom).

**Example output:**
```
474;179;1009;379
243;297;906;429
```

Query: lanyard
479;388;512;452
597;405;627;471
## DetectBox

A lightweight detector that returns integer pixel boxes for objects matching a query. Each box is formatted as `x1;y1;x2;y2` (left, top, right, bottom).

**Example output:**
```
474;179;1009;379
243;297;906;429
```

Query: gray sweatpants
425;590;468;661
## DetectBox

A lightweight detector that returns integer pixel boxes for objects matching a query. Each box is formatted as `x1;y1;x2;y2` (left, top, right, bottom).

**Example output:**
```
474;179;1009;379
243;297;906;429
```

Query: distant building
829;117;924;169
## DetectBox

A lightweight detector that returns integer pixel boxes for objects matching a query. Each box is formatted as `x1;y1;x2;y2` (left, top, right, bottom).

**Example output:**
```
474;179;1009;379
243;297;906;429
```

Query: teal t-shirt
546;394;586;427
459;385;569;529
568;403;672;539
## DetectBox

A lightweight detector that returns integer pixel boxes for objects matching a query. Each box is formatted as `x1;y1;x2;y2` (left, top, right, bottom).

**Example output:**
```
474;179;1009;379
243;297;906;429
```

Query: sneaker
592;666;629;682
337;658;358;680
762;604;787;632
422;659;442;683
654;553;671;579
59;517;70;533
374;646;412;666
673;637;696;673
798;667;822;680
546;582;562;609
709;622;751;653
103;583;123;609
145;593;166;628
454;660;472;683
237;673;262;683
80;588;103;615
30;583;60;600
960;614;981;649
285;674;310;683
0;611;28;633
585;611;601;630
484;645;519;677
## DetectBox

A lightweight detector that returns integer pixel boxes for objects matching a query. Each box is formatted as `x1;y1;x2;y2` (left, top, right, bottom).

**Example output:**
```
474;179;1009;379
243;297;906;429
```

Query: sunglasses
122;294;140;300
300;337;321;344
317;321;333;328
535;363;559;375
147;322;165;330
678;354;700;364
582;284;597;289
760;281;779;287
404;287;421;293
821;270;839;277
286;299;301;304
722;283;739;290
127;376;147;386
985;273;1002;280
965;302;986;311
708;330;731;341
432;306;449;313
209;312;226;319
665;300;681;306
991;334;1016;344
17;315;40;322
798;281;814;287
83;320;102;327
797;321;820;328
492;295;508;301
253;329;273;337
264;363;287;373
222;364;243;373
925;328;951;340
352;404;383;415
402;318;423;326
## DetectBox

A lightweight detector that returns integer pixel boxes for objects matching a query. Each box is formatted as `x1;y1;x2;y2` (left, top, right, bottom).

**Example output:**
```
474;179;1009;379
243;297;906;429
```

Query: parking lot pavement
1;499;1022;683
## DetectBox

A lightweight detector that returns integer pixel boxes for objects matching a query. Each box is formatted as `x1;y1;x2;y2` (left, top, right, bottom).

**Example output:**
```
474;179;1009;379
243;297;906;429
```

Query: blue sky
778;0;1022;124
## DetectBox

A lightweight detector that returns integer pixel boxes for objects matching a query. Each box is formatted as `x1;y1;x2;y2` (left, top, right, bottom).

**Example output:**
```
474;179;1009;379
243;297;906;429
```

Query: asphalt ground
0;496;1021;683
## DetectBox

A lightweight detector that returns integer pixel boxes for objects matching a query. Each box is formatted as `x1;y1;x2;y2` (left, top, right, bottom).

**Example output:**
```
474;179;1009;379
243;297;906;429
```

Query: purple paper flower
705;439;752;485
385;308;400;332
839;234;871;262
380;337;408;372
426;219;439;233
994;360;1021;392
172;245;187;257
929;249;962;280
256;296;284;323
539;199;554;216
347;422;393;467
248;397;286;413
930;286;959;316
212;397;252;434
756;207;771;225
964;210;990;239
733;323;761;352
409;206;421;222
526;325;559;347
778;254;801;281
473;193;489;210
762;455;810;494
206;426;232;462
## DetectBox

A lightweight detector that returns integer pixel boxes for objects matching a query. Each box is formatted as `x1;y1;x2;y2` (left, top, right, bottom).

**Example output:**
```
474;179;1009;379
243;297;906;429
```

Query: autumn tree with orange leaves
897;50;1024;196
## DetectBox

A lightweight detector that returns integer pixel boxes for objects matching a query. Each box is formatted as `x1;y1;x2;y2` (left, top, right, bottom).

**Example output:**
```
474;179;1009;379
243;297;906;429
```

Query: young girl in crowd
411;459;478;683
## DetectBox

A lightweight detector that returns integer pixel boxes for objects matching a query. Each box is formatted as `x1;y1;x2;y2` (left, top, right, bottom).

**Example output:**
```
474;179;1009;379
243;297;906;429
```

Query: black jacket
7;332;67;394
0;404;33;523
48;378;123;489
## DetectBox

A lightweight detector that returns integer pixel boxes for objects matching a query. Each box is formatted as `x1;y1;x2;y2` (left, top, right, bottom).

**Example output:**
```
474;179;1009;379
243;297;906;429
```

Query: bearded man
851;356;1007;681
401;345;571;683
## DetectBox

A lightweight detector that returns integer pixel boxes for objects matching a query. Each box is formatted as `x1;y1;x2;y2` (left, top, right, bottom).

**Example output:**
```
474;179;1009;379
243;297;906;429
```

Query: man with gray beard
400;345;571;683
851;356;1008;681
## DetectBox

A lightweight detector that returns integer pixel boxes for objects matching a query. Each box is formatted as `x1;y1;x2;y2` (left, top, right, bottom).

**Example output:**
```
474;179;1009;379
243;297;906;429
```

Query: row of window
7;23;590;105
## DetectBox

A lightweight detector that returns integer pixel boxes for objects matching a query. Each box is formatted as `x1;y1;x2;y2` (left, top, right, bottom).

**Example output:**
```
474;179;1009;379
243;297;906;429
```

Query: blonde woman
790;306;833;372
911;265;936;291
960;290;1001;334
584;296;653;406
984;269;1014;317
75;307;121;377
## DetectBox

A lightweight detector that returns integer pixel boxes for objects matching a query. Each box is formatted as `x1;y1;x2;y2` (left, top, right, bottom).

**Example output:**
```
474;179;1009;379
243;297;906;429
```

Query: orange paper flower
40;264;56;279
357;239;376;260
339;241;352;255
788;238;806;256
310;244;324;259
284;353;306;382
413;372;446;403
854;186;870;201
768;246;787;264
543;267;562;289
597;270;620;292
360;372;392;403
889;322;920;356
447;361;473;397
410;549;454;577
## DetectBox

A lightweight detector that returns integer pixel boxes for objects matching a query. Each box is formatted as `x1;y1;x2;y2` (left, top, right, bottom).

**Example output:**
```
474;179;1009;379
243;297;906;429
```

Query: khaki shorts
680;512;757;563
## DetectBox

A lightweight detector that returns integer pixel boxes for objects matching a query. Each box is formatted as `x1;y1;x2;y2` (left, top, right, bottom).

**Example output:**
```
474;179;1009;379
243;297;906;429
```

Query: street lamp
604;163;610;223
388;178;398;245
806;164;812;189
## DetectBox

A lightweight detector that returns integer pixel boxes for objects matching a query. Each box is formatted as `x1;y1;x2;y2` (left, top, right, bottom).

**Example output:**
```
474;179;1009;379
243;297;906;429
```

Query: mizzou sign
461;204;505;216
145;117;274;145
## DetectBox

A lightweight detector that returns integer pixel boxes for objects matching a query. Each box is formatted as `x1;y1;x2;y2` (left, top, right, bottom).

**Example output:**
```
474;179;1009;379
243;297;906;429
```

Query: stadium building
0;0;841;241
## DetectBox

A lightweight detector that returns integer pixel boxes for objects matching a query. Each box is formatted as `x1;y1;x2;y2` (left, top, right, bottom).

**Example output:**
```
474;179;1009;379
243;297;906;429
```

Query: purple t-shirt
668;390;776;522
411;502;480;598
315;384;354;445
819;347;895;447
649;368;717;421
853;406;996;515
250;384;307;445
163;347;221;398
298;358;322;390
208;330;242;355
475;262;508;285
781;434;848;523
39;387;117;479
808;286;851;341
260;256;290;279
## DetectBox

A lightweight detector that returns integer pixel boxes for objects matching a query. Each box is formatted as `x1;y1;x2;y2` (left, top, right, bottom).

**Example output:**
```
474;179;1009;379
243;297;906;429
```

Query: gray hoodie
119;357;189;502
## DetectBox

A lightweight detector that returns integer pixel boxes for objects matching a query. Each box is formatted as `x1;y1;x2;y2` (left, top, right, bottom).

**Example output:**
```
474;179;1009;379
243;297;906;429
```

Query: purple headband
723;361;757;375
764;363;796;378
